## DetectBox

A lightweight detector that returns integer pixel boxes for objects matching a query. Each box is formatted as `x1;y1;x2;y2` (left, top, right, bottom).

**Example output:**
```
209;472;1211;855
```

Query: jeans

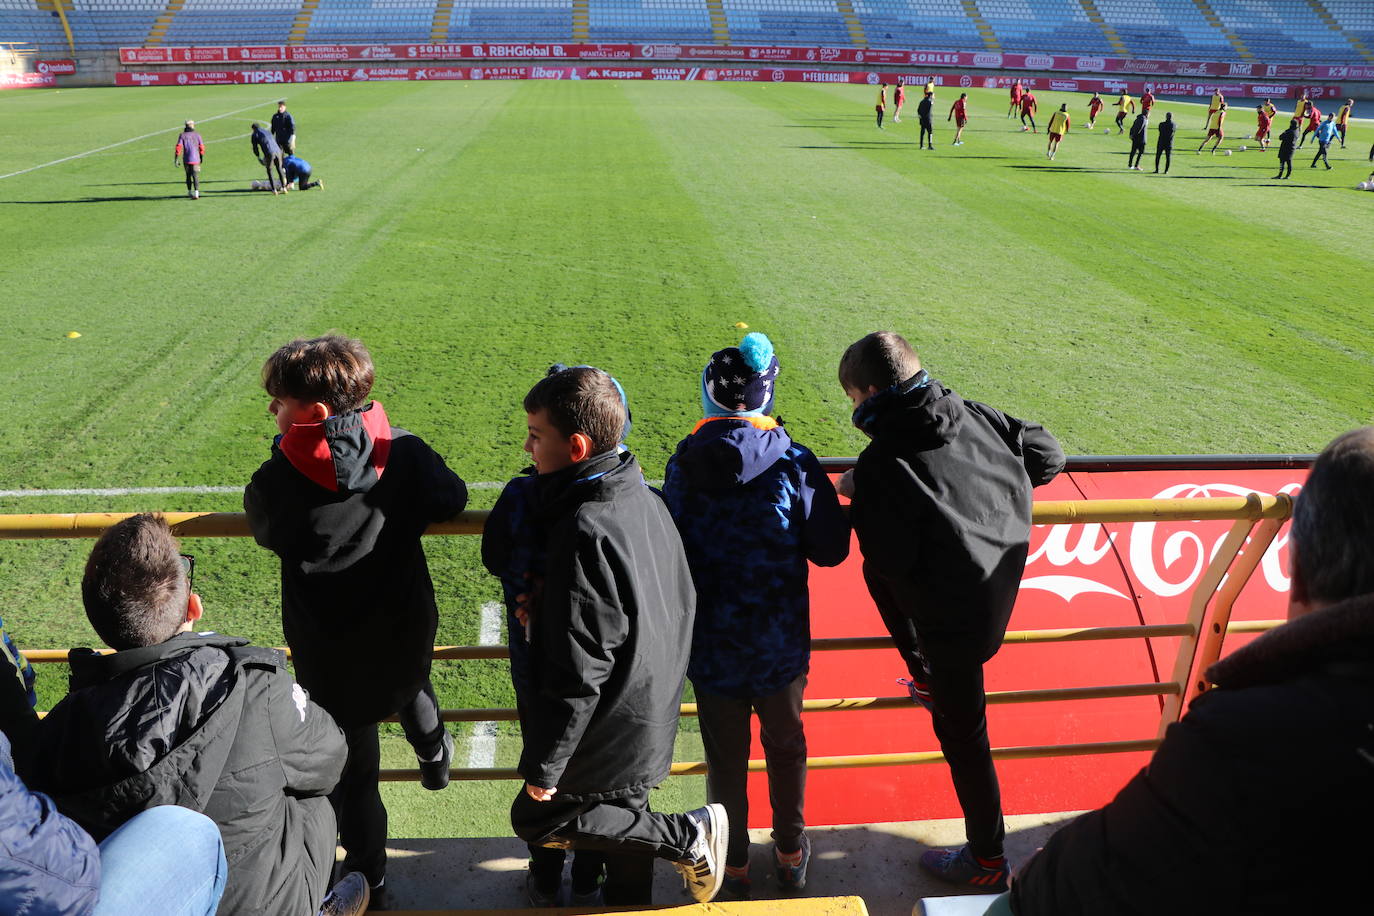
332;681;446;884
93;806;227;916
697;675;808;866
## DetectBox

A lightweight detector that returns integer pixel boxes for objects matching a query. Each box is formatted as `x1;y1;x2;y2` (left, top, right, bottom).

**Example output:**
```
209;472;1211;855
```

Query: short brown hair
262;335;374;414
523;367;626;456
1290;427;1374;605
838;331;923;393
83;514;188;650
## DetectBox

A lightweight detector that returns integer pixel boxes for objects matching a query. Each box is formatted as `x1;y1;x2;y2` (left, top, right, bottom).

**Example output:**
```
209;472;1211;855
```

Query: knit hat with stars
701;332;779;418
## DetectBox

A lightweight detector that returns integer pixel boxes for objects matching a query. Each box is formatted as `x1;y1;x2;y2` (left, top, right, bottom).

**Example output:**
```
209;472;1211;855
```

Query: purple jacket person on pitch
173;121;204;199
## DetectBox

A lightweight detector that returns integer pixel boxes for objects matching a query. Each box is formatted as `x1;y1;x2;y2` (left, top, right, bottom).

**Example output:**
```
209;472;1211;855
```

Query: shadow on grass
1003;164;1126;173
84;179;244;187
2;189;266;204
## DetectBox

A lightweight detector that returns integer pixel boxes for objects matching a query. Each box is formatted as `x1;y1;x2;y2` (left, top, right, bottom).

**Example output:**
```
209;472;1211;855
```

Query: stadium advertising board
802;464;1301;827
113;66;1339;98
117;45;1374;81
0;72;56;89
35;59;76;75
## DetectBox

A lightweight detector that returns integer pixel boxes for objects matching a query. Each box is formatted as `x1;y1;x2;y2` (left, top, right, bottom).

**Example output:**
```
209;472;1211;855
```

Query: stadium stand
975;0;1113;56
0;0;69;53
852;0;985;51
721;0;851;46
444;0;573;41
306;0;439;42
587;0;713;43
162;0;299;45
5;0;1374;60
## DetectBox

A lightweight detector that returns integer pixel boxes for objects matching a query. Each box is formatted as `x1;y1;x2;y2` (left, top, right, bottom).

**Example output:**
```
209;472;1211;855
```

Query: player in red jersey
1300;102;1321;147
1019;90;1037;133
1086;92;1104;130
893;80;907;123
948;92;969;145
1008;80;1023;118
1254;104;1273;150
1139;89;1155;115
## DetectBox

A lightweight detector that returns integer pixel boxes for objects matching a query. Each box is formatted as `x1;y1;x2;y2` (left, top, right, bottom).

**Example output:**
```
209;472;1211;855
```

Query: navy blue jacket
481;470;540;706
663;418;850;698
0;733;100;915
251;125;281;161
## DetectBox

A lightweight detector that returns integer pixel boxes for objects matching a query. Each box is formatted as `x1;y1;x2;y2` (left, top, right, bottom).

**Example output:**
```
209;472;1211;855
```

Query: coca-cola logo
1024;482;1296;603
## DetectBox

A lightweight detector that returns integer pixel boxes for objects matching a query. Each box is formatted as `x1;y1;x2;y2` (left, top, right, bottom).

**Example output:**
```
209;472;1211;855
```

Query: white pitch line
467;600;506;770
0;98;283;180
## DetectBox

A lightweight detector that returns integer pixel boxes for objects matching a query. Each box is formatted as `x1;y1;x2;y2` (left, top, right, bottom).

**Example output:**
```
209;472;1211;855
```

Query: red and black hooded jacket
244;401;468;727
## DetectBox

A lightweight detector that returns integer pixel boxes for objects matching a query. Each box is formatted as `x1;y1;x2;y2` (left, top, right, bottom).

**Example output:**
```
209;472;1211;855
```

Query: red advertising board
798;465;1302;828
35;59;76;76
118;44;1374;82
112;65;1339;98
0;72;56;90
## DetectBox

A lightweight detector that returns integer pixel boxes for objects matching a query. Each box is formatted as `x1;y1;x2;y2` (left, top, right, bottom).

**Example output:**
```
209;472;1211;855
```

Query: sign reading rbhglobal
112;66;1341;99
117;43;1373;82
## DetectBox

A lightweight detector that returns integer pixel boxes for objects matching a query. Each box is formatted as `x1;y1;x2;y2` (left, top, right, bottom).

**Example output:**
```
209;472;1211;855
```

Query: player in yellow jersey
876;82;888;130
1114;91;1135;134
1292;93;1309;129
1207;90;1225;129
1198;103;1226;154
1336;98;1354;148
1046;104;1070;160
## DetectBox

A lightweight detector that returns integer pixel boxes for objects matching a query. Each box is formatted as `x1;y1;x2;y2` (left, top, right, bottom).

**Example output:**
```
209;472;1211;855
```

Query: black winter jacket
849;372;1064;663
244;401;468;727
1011;593;1374;915
519;450;696;800
27;632;346;916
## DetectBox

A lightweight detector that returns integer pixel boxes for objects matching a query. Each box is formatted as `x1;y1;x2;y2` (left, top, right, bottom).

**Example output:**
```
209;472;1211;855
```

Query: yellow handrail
5;494;1293;784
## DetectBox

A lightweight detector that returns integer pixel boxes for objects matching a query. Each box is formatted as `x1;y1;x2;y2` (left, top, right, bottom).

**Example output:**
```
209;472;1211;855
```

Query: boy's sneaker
918;845;1009;892
898;676;934;712
525;870;562;907
673;803;728;903
722;864;752;900
318;871;370;916
418;730;454;791
774;834;811;891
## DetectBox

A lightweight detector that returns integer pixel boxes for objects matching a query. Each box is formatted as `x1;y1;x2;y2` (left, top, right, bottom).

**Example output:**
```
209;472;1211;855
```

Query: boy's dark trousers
863;564;1006;860
511;789;697;904
696;675;808;868
1155;143;1172;173
1275;154;1293;178
331;681;446;885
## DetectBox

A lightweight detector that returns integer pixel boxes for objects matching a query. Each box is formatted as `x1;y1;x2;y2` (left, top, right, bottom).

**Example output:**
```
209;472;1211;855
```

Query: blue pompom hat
701;332;780;417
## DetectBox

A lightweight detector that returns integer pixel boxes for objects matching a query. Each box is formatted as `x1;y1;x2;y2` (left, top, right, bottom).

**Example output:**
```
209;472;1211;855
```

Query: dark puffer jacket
519;450;697;800
662;417;850;698
0;733;100;916
244;400;468;727
1011;593;1374;915
850;372;1064;663
28;632;346;916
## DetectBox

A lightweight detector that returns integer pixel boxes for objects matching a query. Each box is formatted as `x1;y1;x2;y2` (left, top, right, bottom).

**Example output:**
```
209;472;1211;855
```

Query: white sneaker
674;804;728;903
192;189;199;199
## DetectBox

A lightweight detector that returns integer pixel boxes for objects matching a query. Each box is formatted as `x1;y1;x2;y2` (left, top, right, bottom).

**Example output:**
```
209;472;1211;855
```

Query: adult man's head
83;514;200;650
277;100;287;112
184;120;195;130
1288;428;1374;619
251;121;261;131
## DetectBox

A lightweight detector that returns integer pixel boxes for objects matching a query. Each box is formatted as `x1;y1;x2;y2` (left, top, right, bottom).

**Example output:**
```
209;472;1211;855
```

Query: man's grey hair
1290;427;1374;604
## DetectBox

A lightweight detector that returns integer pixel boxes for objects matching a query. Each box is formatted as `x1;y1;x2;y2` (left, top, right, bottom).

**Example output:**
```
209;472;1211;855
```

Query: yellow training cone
733;322;749;329
65;331;82;338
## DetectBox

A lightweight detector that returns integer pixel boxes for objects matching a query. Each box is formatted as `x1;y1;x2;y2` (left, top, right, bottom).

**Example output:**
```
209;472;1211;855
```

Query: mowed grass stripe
688;84;1371;451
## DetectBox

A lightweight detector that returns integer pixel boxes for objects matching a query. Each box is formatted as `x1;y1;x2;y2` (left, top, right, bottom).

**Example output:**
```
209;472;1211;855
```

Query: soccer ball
1238;145;1247;151
1103;128;1110;134
1359;181;1372;191
1224;150;1233;156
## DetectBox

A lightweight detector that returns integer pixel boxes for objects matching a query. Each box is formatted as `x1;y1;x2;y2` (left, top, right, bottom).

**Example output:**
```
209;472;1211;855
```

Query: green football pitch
1;80;1370;836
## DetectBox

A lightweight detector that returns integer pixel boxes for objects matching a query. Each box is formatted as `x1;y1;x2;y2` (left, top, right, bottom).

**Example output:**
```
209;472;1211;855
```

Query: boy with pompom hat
662;333;850;898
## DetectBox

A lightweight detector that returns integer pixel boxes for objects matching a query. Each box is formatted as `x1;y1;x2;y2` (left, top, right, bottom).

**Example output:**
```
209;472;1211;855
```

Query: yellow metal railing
9;493;1292;781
